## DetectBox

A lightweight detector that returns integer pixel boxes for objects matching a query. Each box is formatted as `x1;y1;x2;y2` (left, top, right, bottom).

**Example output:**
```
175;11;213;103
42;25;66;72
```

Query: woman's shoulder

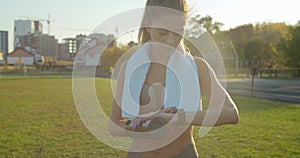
116;45;143;71
120;46;141;61
192;56;217;80
193;56;210;69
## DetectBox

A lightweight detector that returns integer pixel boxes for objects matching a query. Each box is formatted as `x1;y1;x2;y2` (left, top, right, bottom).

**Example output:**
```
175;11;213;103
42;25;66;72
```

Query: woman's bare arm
157;57;239;127
108;61;129;137
192;57;239;126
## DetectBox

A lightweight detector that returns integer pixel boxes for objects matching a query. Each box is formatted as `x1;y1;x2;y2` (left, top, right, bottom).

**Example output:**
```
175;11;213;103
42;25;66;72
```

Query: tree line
187;15;300;70
99;15;300;75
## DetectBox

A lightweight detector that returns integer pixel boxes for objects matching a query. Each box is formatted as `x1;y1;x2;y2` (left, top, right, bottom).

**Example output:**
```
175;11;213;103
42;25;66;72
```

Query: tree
222;22;292;64
100;44;133;73
188;14;224;37
225;24;255;60
244;36;264;60
254;22;292;66
285;21;300;69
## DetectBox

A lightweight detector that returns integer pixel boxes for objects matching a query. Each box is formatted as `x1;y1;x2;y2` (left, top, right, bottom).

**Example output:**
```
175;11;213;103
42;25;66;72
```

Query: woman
109;0;239;157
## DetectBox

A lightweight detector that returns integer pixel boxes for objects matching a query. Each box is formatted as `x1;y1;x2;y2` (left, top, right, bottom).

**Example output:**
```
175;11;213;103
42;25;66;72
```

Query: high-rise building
89;33;116;47
63;38;78;60
18;32;58;59
0;31;8;60
57;43;69;60
62;33;116;61
62;34;89;60
14;20;43;48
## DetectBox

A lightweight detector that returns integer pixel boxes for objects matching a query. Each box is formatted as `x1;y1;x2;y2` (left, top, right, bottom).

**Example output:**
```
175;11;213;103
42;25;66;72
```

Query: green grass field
0;76;299;157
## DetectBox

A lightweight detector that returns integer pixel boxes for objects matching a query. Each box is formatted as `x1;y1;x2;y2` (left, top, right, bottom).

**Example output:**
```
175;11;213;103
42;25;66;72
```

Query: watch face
149;120;164;130
148;118;167;130
125;117;167;132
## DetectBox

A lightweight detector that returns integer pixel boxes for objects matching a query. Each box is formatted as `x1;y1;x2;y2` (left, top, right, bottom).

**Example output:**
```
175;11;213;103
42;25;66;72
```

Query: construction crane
18;14;52;35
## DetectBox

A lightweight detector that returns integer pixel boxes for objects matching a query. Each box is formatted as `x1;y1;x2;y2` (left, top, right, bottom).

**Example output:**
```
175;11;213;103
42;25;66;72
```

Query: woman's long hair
138;0;189;44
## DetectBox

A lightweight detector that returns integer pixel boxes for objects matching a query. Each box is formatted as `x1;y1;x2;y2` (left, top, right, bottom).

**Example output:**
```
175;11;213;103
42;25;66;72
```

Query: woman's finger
132;117;146;130
162;107;177;113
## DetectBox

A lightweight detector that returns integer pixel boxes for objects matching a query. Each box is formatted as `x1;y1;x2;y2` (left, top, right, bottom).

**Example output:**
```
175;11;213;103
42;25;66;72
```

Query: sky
0;0;299;52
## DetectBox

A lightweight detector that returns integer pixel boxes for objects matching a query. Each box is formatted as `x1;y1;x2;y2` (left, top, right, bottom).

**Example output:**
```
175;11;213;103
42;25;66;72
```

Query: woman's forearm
186;106;239;126
109;106;239;138
158;107;239;127
108;120;129;137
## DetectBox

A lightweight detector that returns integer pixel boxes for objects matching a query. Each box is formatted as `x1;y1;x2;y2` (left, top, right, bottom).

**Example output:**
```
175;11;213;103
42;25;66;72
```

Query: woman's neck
148;44;174;64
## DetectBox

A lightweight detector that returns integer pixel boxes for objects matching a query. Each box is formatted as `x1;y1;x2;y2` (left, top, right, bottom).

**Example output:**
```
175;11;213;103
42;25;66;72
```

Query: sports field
0;77;299;157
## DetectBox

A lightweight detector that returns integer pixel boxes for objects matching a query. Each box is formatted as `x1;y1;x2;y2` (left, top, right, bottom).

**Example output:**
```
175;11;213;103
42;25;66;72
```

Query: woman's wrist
175;109;186;125
157;109;187;125
157;111;175;122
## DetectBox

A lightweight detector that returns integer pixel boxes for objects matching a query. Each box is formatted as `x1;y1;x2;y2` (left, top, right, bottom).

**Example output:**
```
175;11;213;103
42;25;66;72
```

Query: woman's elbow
229;108;239;124
108;121;120;137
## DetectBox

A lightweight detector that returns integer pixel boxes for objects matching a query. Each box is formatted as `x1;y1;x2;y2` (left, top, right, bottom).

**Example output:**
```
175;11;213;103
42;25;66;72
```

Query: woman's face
147;27;183;48
146;13;185;48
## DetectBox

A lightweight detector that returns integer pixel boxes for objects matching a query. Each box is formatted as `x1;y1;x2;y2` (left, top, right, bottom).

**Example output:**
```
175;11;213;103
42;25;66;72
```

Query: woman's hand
161;107;177;113
129;111;161;130
130;107;178;130
129;117;146;131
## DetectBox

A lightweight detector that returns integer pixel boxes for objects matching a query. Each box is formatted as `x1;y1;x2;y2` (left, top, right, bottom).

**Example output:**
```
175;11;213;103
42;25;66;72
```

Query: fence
0;64;73;76
0;64;112;77
1;63;300;78
226;67;300;79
